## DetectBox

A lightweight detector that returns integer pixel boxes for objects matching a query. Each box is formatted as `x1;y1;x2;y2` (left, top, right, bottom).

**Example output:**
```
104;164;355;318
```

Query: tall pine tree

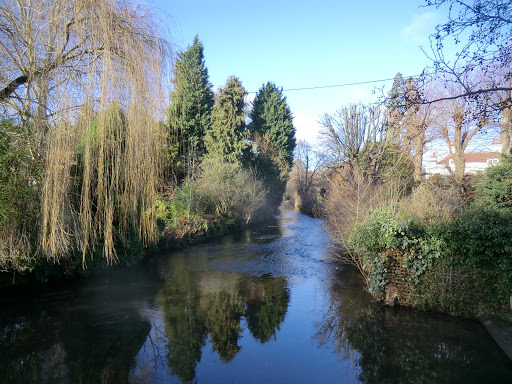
205;76;249;163
248;82;295;208
168;36;214;181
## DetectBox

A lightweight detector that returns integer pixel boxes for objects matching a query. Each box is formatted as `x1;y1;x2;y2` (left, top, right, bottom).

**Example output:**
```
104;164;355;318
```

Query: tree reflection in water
244;274;290;343
316;265;512;384
158;257;290;383
0;269;159;384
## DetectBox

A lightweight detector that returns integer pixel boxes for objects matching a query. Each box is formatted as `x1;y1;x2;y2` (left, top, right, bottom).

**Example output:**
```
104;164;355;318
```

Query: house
424;138;502;177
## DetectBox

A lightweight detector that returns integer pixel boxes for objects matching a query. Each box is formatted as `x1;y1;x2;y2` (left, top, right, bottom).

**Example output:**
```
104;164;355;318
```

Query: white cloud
293;112;322;144
244;92;256;106
400;12;438;44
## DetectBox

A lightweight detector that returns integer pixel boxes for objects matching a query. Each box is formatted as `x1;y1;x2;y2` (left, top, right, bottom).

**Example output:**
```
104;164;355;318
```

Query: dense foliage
205;76;249;163
0;119;37;229
0;5;293;283
347;175;512;317
474;155;512;210
248;82;295;209
168;36;215;181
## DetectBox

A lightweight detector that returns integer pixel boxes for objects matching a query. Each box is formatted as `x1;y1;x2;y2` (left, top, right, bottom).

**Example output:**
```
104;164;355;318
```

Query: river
1;208;512;383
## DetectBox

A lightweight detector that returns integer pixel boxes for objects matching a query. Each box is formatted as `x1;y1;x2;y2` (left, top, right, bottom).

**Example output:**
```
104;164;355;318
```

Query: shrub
399;179;466;224
323;173;407;277
155;181;200;228
195;156;267;223
349;203;512;316
440;207;512;270
0;119;34;227
473;154;512;210
348;208;437;297
0;119;40;272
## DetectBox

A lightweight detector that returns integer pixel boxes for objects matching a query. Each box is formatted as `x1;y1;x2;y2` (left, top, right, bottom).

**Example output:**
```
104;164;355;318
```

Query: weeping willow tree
0;0;170;269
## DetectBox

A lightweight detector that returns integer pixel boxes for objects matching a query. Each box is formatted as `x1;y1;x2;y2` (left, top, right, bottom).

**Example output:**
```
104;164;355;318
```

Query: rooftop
438;152;501;165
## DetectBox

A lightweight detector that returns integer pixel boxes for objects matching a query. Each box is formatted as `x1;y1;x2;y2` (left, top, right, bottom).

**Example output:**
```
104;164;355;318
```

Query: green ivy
348;204;512;316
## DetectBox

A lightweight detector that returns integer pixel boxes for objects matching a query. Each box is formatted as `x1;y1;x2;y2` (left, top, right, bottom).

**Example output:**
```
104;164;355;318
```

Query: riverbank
480;310;512;360
0;213;249;289
158;215;241;249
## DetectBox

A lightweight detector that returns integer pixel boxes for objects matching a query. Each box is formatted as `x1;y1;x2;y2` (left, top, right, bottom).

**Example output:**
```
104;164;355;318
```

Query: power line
249;74;423;94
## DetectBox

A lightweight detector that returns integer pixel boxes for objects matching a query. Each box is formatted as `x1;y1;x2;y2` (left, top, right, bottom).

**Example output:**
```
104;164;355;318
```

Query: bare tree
320;104;412;184
422;0;512;108
408;97;437;181
432;77;489;186
500;89;512;154
384;74;437;181
320;104;411;271
483;68;512;153
287;139;325;213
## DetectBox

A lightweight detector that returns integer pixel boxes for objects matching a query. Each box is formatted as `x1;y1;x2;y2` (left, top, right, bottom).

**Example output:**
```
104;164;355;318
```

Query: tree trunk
413;132;425;182
452;112;466;187
501;92;512;155
452;151;465;187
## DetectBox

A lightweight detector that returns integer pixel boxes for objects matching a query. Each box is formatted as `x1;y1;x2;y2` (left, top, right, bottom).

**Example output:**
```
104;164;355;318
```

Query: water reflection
0;268;160;383
157;253;290;382
244;274;289;343
1;209;511;383
316;265;512;384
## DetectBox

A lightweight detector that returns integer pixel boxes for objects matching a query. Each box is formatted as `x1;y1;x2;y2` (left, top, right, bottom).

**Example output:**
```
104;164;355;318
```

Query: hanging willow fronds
0;0;171;267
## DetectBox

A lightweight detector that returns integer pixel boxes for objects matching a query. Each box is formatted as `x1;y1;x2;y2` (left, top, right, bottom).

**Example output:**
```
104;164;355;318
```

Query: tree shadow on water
315;265;512;384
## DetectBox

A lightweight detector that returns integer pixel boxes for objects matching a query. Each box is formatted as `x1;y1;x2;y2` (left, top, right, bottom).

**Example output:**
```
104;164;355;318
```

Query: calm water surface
1;208;512;383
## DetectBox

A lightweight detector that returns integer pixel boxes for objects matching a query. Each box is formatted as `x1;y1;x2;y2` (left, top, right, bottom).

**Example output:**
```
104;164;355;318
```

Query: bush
155;182;199;229
440;207;512;269
0;118;40;272
349;203;512;316
0;119;35;227
349;208;442;298
473;154;512;210
399;179;466;224
195;156;267;223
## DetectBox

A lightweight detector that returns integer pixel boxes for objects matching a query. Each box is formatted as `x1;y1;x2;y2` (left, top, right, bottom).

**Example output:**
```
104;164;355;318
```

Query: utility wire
249;74;423;94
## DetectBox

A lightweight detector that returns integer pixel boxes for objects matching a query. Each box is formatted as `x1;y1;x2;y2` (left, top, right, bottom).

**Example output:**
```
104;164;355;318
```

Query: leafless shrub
399;179;466;224
323;173;405;276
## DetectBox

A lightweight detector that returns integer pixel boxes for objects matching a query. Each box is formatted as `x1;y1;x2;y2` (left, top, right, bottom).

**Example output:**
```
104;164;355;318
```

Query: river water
1;208;512;383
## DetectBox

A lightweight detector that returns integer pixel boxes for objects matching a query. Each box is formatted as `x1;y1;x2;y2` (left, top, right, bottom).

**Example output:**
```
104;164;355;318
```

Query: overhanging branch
0;74;28;100
422;86;512;104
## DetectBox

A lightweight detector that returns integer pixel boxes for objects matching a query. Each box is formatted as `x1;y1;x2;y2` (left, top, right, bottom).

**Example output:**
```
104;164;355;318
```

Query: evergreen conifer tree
248;82;295;208
205;76;249;163
168;36;214;181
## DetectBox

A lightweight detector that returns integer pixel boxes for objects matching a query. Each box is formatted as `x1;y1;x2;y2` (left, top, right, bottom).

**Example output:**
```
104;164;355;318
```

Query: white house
424;139;502;177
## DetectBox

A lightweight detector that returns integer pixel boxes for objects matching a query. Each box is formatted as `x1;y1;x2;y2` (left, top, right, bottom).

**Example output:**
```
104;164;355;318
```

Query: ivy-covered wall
349;207;512;318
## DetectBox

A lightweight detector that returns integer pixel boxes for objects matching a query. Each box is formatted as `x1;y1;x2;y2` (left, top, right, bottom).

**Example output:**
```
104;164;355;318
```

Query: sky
147;0;448;144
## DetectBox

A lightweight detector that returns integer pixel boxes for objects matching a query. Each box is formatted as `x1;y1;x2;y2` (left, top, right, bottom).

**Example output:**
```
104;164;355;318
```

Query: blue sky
148;0;447;143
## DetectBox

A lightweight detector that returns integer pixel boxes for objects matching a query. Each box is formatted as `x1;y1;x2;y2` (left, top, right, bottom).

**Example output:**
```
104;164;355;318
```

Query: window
487;158;499;165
